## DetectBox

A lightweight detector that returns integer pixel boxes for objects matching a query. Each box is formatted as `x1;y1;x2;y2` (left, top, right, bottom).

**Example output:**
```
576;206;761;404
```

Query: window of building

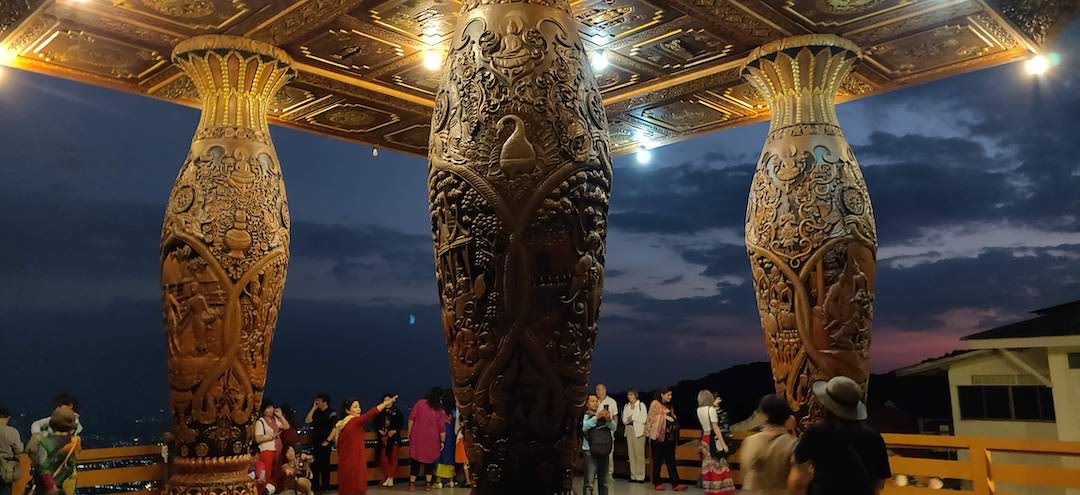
957;385;1055;421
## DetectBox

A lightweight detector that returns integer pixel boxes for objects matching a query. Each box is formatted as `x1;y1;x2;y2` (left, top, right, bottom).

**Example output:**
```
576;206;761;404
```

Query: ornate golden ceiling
1;0;1076;156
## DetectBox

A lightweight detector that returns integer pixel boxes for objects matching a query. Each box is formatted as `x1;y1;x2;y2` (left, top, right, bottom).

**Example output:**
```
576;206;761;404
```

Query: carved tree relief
741;35;877;429
428;1;612;493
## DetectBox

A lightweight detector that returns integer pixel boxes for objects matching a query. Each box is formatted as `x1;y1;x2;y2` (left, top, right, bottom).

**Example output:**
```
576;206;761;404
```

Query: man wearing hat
28;408;81;495
790;376;891;495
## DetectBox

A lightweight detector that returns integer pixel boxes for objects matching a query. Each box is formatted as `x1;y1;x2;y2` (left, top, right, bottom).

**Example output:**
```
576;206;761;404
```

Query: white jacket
622;401;647;438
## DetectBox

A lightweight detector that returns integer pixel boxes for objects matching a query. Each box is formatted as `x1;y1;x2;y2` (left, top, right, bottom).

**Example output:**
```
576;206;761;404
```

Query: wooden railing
11;430;1080;494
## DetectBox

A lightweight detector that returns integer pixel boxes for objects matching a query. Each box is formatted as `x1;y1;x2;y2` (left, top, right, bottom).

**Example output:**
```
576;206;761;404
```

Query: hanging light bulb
0;46;16;66
635;145;651;165
372;146;379;158
422;49;443;71
590;49;609;71
1025;54;1050;75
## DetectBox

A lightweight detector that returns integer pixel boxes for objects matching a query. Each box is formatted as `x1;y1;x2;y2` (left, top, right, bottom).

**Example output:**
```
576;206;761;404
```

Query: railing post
970;441;993;495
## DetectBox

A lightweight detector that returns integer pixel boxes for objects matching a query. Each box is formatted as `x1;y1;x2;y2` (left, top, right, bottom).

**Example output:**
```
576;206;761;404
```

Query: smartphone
603;404;609;411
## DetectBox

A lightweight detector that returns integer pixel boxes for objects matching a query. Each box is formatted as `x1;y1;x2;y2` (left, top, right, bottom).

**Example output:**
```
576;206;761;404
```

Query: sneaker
408;481;416;492
654;485;666;491
672;484;687;492
434;481;443;488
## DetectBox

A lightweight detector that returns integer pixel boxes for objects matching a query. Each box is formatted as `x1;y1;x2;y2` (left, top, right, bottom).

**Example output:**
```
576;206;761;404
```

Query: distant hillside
611;361;951;433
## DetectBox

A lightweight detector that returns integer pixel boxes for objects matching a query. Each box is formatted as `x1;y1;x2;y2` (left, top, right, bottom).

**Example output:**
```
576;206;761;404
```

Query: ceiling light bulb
635;146;651;165
0;47;16;66
1025;54;1050;75
590;50;609;71
422;49;443;71
372;146;379;157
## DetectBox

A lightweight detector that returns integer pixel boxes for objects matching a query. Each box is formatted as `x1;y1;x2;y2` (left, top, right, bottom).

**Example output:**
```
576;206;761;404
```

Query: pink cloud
870;307;1011;372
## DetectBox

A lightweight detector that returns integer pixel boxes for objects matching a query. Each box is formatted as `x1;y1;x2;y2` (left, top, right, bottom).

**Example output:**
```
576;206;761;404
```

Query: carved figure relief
428;1;612;492
161;35;294;495
741;35;877;430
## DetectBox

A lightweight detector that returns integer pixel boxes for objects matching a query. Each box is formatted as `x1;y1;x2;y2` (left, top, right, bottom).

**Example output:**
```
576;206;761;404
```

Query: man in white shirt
621;389;648;482
30;394;83;436
595;384;618;486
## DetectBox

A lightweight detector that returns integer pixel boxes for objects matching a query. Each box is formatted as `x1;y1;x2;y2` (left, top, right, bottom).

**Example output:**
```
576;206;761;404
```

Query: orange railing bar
8;430;1080;495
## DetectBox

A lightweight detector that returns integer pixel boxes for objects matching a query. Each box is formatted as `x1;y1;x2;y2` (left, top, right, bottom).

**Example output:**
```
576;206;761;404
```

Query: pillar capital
741;34;860;135
172;35;295;142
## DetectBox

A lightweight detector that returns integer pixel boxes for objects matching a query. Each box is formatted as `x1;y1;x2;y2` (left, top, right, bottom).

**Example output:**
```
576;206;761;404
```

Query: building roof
963;299;1080;341
1;0;1077;156
894;349;994;377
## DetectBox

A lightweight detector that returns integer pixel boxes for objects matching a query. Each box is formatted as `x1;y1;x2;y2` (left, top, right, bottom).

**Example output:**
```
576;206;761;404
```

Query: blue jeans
582;450;609;495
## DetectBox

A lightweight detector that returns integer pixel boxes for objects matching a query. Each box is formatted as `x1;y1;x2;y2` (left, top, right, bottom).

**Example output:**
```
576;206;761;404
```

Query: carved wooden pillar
741;35;877;429
160;35;293;495
427;0;612;492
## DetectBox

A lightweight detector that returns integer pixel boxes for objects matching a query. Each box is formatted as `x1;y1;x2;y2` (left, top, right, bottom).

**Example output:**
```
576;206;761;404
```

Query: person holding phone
582;394;616;495
595;384;618;487
330;395;398;495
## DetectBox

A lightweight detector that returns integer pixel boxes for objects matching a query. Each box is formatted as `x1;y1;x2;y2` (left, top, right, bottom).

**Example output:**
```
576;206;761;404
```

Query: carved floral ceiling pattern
1;0;1072;156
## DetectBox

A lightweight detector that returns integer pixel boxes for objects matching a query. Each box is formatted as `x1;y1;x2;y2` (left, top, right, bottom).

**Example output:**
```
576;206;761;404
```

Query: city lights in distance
590;50;609;71
422;49;444;71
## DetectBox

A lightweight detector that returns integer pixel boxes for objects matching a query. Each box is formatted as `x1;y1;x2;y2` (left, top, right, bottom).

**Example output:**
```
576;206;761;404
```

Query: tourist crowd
579;376;891;495
0;376;890;495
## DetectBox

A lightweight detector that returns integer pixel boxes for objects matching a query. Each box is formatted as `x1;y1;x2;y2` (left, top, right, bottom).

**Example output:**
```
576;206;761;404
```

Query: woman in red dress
330;395;398;495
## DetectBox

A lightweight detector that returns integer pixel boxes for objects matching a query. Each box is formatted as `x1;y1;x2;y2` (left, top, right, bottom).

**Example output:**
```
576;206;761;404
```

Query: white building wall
946;350;1061;495
1047;347;1080;495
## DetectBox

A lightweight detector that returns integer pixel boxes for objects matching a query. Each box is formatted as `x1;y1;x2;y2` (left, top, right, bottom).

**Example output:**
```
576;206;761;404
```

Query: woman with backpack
739;394;797;494
581;394;615;495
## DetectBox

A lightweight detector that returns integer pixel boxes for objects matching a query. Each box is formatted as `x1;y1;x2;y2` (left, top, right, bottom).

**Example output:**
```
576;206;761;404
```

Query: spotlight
1025;54;1050;75
372;146;379;158
635;146;651;165
422;49;443;71
590;50;609;71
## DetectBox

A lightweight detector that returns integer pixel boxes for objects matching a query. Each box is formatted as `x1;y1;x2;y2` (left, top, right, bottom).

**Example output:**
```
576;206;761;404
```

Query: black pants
651;440;681;486
312;444;332;491
410;461;436;478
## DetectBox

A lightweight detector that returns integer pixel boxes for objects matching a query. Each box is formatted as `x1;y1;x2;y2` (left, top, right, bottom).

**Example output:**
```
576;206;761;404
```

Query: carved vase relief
741;35;877;429
161;35;293;495
428;0;612;493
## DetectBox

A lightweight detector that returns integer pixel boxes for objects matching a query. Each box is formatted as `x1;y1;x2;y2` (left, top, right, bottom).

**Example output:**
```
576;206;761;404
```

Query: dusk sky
1;21;1078;439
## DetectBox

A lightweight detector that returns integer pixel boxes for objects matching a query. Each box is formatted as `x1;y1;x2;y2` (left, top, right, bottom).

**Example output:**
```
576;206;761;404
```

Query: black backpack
588;421;613;457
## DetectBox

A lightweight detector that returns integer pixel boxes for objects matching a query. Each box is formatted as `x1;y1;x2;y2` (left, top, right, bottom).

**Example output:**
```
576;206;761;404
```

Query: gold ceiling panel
110;0;253;32
1;0;1076;157
359;0;459;44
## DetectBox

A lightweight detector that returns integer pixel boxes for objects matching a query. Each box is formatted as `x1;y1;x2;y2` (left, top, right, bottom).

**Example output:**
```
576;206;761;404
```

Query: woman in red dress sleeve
331;395;398;495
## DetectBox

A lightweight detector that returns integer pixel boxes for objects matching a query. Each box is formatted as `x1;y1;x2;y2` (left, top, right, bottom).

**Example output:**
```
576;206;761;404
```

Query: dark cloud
677;243;749;280
854;131;992;166
875;244;1080;330
291;222;434;285
608;162;752;234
